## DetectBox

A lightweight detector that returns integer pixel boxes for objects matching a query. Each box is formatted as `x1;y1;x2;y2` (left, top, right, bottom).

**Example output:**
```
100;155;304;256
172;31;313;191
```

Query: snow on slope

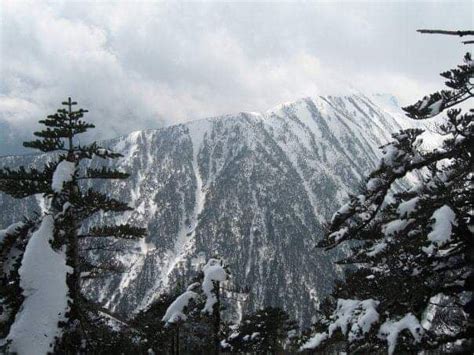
0;94;429;325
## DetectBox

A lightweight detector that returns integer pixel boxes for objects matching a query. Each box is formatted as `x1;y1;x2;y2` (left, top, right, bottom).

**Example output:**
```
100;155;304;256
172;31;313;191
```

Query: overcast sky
0;0;472;154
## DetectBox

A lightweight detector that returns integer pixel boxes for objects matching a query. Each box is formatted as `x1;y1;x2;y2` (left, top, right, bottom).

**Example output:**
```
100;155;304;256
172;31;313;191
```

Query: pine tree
161;258;230;354
130;293;176;352
302;47;473;352
224;307;298;353
0;98;146;352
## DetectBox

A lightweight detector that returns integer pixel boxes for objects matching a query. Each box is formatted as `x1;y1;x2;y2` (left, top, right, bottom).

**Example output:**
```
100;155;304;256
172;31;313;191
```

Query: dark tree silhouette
0;98;146;352
303;38;473;353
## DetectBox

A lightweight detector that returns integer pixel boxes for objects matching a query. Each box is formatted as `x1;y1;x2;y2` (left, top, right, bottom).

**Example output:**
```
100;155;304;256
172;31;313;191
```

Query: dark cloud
1;1;472;154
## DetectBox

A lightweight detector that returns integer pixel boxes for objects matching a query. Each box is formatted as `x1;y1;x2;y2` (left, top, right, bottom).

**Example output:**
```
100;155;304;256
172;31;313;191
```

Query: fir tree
0;98;146;352
224;307;298;354
161;258;231;354
301;41;473;353
130;293;176;353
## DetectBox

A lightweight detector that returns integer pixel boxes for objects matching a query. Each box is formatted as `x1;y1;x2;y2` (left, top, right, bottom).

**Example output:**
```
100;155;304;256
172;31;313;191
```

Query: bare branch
417;29;474;37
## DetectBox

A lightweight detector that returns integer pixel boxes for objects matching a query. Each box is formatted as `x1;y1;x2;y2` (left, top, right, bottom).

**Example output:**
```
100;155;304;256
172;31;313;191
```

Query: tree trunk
176;325;180;355
214;281;220;355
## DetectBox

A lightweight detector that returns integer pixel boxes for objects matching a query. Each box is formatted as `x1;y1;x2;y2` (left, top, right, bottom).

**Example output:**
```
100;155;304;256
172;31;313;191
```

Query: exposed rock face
0;94;414;325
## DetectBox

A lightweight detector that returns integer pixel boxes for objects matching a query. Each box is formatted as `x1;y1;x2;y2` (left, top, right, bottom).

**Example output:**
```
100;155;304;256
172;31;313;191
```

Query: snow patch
300;332;328;350
382;219;413;237
7;215;71;355
52;160;75;193
378;313;423;355
162;283;199;325
397;197;420;218
328;299;380;341
202;259;228;314
367;177;383;192
427;205;456;245
301;299;379;350
331;202;352;224
423;205;457;254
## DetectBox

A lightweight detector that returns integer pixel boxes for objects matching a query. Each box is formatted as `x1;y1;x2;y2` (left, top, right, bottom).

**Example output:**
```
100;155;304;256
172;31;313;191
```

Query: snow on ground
6;215;71;355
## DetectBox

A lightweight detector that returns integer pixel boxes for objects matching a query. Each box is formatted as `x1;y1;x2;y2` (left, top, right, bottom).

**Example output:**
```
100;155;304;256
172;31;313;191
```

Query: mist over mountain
0;94;420;325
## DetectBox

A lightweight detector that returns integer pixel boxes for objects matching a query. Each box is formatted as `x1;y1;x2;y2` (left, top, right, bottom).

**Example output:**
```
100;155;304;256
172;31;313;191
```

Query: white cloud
0;0;471;154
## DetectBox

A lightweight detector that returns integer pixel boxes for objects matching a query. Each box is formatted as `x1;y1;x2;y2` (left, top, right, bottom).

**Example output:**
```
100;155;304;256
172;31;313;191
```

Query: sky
0;0;472;155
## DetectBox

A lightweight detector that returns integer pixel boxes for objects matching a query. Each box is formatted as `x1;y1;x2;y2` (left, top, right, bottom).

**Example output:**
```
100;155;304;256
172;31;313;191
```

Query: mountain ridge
0;93;419;325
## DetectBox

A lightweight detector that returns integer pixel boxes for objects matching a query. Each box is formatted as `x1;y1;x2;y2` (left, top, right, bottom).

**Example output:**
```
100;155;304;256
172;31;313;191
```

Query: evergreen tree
130;288;215;354
0;98;146;352
161;258;230;354
130;293;176;353
301;46;473;353
224;307;298;354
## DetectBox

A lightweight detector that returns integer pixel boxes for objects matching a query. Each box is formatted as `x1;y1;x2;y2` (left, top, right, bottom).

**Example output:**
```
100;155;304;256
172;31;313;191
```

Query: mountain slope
0;94;417;324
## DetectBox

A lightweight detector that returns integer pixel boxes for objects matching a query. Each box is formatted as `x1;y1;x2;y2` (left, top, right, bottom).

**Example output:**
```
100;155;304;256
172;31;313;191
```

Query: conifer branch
72;188;133;217
79;224;146;239
80;167;129;180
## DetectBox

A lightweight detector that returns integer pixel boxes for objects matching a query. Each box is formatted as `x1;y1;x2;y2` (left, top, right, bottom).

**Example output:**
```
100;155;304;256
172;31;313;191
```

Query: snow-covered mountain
0;94;417;325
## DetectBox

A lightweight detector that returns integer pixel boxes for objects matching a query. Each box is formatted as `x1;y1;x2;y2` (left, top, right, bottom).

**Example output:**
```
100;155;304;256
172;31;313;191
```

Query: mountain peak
0;92;417;326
